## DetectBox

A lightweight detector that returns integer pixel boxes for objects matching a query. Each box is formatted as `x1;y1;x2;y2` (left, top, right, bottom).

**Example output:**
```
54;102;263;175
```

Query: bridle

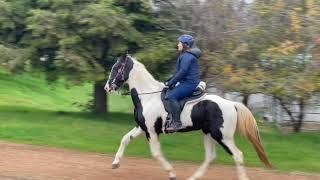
111;57;128;89
110;56;164;95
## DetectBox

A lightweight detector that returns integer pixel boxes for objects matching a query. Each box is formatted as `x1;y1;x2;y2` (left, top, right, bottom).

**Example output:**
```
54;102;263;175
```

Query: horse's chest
131;88;150;135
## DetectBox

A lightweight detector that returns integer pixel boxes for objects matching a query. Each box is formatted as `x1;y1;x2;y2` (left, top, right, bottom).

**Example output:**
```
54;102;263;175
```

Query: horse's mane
129;56;163;86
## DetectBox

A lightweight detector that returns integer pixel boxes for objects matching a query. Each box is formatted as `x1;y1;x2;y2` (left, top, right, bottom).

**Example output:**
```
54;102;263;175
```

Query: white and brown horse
104;54;272;180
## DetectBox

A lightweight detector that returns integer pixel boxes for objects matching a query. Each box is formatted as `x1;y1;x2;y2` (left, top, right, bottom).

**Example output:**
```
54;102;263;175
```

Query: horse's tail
234;102;272;168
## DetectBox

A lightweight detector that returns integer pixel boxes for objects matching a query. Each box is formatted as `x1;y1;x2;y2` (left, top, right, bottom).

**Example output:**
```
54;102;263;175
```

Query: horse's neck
128;62;164;94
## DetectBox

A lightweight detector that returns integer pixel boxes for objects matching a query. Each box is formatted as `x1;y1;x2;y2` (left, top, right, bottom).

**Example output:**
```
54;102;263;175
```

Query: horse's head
104;54;134;92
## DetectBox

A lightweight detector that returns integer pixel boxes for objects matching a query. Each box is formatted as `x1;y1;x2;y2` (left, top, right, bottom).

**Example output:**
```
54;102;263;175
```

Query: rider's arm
168;55;193;88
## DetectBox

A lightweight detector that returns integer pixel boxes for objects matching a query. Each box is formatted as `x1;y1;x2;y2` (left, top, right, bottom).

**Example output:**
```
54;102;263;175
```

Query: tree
250;0;320;132
0;0;34;72
1;0;176;113
26;0;145;113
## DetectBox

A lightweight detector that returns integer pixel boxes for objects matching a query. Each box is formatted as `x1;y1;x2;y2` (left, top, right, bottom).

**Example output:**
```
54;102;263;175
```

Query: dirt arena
0;141;318;180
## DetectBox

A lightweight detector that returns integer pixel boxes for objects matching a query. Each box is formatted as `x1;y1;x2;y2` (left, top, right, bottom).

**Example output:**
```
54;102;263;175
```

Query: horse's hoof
112;163;120;169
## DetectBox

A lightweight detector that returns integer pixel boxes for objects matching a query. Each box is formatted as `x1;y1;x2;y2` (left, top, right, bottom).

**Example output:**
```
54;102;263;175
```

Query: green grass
0;71;319;174
0;70;133;113
0;70;90;111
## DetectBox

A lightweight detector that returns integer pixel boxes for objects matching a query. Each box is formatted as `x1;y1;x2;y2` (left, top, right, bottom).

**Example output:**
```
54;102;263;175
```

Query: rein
138;90;163;95
121;90;163;96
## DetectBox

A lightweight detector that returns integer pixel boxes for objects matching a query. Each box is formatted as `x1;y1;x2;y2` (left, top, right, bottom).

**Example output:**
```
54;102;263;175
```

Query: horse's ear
117;52;126;63
124;51;129;59
119;51;130;62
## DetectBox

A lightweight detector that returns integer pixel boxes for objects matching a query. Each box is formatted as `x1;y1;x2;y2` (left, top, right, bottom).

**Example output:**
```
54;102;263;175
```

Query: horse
104;54;272;180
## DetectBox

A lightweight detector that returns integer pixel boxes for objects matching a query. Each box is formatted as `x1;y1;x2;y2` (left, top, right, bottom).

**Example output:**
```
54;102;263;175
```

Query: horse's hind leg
149;133;176;180
188;134;216;180
223;138;249;180
112;126;143;168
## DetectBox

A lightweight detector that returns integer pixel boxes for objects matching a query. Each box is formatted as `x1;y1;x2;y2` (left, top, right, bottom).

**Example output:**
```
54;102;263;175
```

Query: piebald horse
104;54;272;180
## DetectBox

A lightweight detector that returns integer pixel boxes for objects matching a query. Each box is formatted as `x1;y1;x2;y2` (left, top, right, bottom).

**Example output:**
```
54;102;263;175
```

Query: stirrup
166;122;183;133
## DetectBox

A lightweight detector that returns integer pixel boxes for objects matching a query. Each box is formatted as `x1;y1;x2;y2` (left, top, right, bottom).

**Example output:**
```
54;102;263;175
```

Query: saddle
161;81;207;110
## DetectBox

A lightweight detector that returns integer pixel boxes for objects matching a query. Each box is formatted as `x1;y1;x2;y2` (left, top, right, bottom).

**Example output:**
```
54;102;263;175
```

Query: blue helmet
178;34;194;48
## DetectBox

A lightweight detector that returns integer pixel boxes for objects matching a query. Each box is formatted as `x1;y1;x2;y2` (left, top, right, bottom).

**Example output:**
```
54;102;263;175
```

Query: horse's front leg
112;126;143;169
149;133;176;180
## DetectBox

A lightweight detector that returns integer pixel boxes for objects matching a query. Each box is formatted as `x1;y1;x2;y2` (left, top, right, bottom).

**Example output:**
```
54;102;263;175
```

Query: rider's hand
165;81;174;89
167;82;176;89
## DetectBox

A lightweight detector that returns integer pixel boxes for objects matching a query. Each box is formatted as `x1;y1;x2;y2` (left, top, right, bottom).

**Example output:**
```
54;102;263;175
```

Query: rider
165;34;201;132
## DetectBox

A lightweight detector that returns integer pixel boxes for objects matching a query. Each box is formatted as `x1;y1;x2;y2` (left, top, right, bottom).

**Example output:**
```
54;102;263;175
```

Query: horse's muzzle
104;83;112;92
105;83;118;93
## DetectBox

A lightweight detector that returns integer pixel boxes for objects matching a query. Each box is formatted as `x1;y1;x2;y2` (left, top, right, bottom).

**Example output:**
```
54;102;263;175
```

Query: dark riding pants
164;82;198;128
165;82;198;101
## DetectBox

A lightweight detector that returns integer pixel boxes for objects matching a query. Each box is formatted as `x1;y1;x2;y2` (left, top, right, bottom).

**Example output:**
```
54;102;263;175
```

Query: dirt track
0;141;319;180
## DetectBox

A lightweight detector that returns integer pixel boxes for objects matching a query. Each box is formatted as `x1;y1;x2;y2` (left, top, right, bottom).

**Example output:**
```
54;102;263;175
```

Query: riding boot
165;99;183;132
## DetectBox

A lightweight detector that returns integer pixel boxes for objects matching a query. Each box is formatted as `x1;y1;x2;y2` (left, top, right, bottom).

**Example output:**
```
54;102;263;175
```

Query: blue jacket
168;48;201;87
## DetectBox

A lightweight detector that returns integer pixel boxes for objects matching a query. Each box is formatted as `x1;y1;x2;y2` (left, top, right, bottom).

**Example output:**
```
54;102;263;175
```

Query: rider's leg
164;85;191;132
164;98;182;131
164;88;182;132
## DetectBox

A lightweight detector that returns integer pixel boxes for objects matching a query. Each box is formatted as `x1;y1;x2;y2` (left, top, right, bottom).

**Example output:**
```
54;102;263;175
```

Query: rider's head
177;34;194;51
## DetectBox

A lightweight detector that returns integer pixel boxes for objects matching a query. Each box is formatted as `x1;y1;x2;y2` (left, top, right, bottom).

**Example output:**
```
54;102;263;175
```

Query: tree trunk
294;98;305;133
242;94;250;107
276;97;305;133
94;81;107;113
277;97;296;123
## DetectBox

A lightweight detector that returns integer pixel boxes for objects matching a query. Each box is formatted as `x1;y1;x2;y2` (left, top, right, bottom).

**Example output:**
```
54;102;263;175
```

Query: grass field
0;71;319;173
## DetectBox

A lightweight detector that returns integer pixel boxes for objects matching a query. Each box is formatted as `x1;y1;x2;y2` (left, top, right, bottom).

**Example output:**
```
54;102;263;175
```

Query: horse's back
203;94;236;107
